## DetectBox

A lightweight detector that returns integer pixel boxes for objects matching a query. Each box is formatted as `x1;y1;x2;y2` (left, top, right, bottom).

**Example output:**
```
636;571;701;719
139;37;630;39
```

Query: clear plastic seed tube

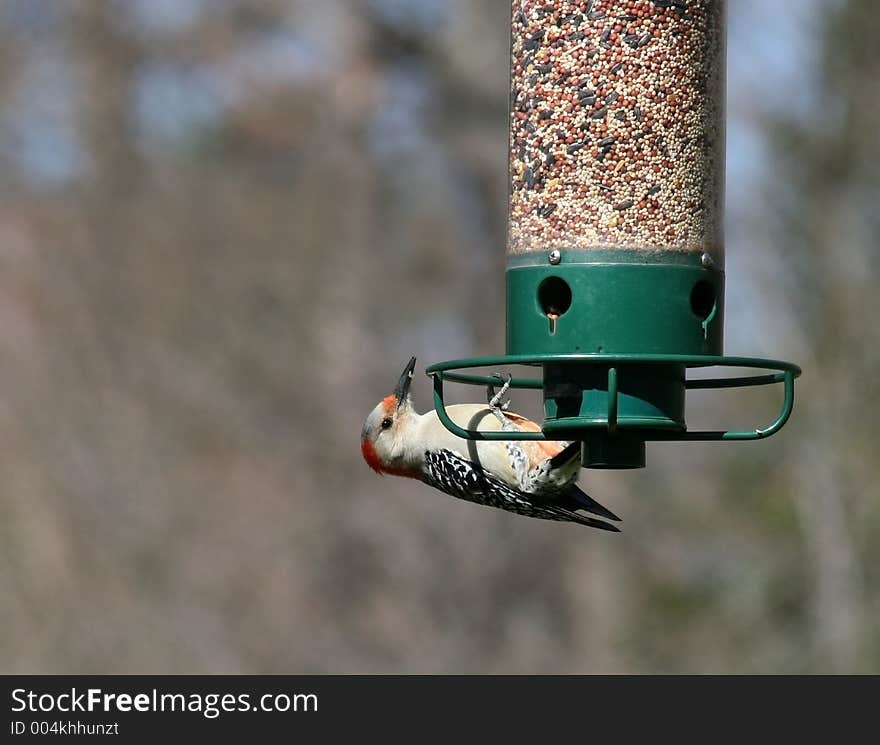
508;0;725;260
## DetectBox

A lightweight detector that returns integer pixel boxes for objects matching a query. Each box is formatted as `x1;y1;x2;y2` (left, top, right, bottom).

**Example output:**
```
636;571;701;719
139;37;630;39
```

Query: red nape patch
361;437;384;474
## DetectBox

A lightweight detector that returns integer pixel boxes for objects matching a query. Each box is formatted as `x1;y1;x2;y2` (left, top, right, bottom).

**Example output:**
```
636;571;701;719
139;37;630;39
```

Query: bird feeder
427;0;800;468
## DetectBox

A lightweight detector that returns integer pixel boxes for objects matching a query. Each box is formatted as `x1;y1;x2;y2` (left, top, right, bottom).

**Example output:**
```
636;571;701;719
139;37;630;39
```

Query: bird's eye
381;417;393;430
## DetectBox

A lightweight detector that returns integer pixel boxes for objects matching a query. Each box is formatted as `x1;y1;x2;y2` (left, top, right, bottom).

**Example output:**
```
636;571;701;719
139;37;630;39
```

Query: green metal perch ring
426;354;801;443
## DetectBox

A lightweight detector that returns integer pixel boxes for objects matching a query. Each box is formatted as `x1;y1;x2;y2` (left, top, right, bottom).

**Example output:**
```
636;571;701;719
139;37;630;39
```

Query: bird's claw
487;373;513;412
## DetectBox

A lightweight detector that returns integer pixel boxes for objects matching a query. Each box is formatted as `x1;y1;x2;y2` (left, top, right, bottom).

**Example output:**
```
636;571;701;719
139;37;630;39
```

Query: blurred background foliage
0;0;877;673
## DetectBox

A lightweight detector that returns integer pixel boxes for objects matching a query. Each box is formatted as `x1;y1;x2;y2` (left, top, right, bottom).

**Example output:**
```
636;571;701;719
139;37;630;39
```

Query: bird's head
361;356;420;477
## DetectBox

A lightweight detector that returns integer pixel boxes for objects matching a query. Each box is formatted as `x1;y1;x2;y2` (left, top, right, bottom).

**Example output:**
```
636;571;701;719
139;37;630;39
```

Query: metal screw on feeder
426;0;800;469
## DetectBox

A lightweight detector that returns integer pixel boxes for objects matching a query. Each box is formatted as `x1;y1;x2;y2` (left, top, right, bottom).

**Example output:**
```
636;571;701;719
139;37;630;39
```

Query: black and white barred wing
422;450;619;532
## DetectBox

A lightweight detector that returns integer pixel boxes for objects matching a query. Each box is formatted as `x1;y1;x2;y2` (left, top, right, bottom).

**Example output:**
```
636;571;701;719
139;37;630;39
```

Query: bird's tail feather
561;483;622;522
565;511;621;532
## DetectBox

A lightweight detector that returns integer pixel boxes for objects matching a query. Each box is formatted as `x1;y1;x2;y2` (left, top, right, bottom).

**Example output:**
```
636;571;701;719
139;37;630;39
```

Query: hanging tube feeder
427;0;800;469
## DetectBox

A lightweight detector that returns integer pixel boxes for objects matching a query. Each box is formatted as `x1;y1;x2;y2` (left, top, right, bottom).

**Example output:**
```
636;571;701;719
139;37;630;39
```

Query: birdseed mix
508;0;725;255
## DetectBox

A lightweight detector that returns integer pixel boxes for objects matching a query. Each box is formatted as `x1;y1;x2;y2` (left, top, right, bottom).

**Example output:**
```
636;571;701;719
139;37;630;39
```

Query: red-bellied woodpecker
361;357;620;531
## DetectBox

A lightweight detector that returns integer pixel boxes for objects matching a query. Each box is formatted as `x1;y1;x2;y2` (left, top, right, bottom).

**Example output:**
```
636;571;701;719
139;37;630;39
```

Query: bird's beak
393;356;417;409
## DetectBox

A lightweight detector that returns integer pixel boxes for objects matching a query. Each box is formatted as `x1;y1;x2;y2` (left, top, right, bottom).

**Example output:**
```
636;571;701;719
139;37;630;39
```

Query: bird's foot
487;373;513;415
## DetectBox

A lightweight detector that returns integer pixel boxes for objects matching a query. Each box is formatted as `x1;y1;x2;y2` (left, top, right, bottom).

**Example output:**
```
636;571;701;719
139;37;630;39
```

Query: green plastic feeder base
503;249;726;465
424;250;799;468
542;361;684;468
582;435;646;470
506;249;725;358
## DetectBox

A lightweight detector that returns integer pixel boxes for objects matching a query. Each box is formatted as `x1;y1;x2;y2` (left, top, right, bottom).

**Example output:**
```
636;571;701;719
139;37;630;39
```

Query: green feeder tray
426;250;801;469
426;353;800;470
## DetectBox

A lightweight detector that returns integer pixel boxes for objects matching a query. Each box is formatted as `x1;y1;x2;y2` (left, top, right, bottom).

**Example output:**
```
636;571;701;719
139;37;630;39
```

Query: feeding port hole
538;276;572;334
690;280;716;320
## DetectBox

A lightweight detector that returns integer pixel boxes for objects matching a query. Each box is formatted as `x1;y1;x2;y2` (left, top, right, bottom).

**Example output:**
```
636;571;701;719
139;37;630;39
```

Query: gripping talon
487;373;513;412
